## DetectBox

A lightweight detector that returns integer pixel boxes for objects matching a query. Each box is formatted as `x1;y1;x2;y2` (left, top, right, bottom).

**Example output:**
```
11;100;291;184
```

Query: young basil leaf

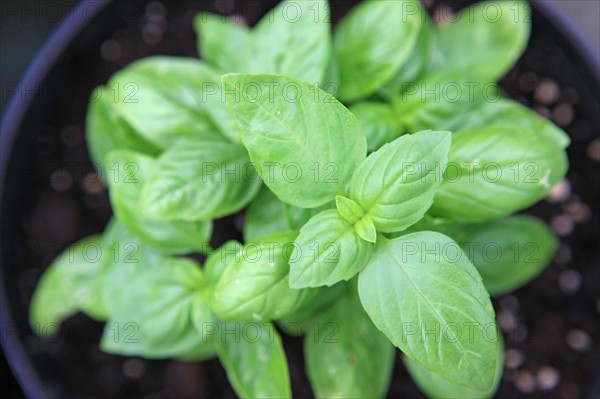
106;150;212;254
355;215;377;244
217;322;291;398
404;335;504;399
305;288;395;398
290;210;373;288
109;56;222;149
335;195;364;224
139;135;261;221
244;187;329;243
453;216;558;296
223;74;367;208
248;0;331;83
430;125;568;222
204;240;244;285
334;0;421;102
460;98;570;149
348;130;451;233
101;258;216;360
194;13;250;73
30;235;106;330
358;232;498;391
430;0;530;83
86;87;161;181
349;102;404;152
211;232;313;321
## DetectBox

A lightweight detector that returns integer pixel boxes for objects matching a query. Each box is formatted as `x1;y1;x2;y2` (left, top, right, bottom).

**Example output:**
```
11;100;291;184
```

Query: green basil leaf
430;125;568;222
305;288;394;398
380;7;434;97
349;130;451;233
335;195;364;224
391;71;496;133
431;0;530;82
244;187;291;243
204;240;244;285
86;87;161;181
96;218;165;316
453;216;558;296
194;13;250;73
217;322;290;398
30;235;106;330
355;215;377;243
358;232;498;391
109;56;222;149
277;282;347;336
349;102;403;152
290;210;373;288
140;135;261;221
211;232;313;321
101;258;216;360
404;335;504;399
334;0;421;102
248;0;331;83
223;74;366;208
244;186;328;243
461;98;570;148
106;150;212;254
204;82;243;144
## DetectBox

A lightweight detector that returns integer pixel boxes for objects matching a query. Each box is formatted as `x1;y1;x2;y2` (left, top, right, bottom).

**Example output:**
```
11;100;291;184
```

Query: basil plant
31;1;568;398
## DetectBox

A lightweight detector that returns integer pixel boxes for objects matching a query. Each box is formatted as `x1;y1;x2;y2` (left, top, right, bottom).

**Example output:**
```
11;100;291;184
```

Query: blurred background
1;0;599;397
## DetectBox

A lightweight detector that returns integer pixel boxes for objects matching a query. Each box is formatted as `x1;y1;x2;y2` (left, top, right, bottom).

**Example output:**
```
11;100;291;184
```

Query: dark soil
1;0;598;398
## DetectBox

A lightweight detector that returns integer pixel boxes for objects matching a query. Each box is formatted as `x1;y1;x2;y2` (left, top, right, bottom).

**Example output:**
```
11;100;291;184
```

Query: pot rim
0;1;598;398
0;2;110;397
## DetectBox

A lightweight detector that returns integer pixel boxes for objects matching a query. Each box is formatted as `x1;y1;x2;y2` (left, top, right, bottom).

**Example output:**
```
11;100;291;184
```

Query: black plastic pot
1;1;598;398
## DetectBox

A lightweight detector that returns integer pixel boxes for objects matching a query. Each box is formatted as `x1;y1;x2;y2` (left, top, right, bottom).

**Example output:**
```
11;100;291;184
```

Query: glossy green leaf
30;235;106;330
305;288;394;398
460;98;570;148
109;56;221;149
453;216;558;296
277;282;347;336
101;257;215;360
244;187;329;243
349;102;403;152
86;87;160;181
430;0;530;82
96;218;165;316
404;335;504;399
335;195;364;224
349;130;451;233
204;240;244;285
248;0;331;83
391;70;495;133
358;233;498;391
223;74;366;208
334;0;421;102
355;215;377;244
430;125;568;222
106;150;212;254
381;7;434;96
217;322;290;398
140;135;261;221
211;232;313;321
290;210;373;288
194;13;250;73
